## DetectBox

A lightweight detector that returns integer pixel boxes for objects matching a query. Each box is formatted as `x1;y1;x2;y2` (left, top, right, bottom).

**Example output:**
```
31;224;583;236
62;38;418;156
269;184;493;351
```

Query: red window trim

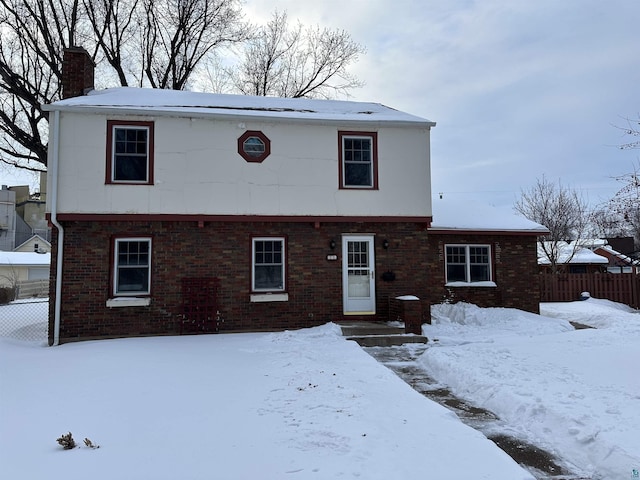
238;130;271;163
338;131;379;190
106;120;155;185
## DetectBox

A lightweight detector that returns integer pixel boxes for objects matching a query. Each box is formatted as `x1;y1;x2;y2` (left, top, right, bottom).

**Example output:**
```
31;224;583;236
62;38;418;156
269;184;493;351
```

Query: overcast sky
3;0;639;210
244;0;640;208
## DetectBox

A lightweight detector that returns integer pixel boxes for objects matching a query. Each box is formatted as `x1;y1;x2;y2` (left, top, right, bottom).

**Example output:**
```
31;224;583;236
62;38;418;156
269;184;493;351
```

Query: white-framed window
445;244;492;283
339;131;378;189
106;120;154;184
113;238;152;295
252;237;285;292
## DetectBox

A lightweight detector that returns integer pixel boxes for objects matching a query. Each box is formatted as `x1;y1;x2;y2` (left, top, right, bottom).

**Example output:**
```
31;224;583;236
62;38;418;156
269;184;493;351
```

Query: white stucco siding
52;112;432;217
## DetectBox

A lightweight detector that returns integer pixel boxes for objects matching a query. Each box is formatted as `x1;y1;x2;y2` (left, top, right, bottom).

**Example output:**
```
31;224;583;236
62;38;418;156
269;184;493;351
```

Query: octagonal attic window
238;130;271;163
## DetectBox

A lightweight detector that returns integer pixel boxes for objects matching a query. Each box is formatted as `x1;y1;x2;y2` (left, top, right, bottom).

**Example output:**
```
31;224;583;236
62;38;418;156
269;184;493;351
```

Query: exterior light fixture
329;239;336;250
382;239;389;249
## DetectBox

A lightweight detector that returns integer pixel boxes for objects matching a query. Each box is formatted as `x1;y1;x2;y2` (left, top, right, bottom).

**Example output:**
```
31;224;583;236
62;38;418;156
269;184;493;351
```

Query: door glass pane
347;241;370;297
348;271;370;297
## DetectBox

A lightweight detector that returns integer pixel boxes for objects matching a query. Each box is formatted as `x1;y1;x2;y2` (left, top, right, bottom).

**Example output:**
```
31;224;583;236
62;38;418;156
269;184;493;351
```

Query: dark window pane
345;163;372;186
117;267;149;292
114;155;147;181
243;137;265;157
254;265;283;289
447;264;466;282
446;246;466;264
470;265;489;282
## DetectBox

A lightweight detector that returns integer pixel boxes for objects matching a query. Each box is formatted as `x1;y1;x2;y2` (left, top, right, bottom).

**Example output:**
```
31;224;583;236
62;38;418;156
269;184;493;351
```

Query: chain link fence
0;297;49;344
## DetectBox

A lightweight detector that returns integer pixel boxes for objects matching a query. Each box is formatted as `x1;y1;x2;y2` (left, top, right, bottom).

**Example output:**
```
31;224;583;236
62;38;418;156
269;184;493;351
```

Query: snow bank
421;300;640;479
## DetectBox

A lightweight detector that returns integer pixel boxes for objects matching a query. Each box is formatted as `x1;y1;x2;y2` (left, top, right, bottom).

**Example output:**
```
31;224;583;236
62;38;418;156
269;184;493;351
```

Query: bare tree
82;0;140;87
0;0;250;171
589;206;630;240
514;177;590;273
232;11;365;99
0;0;83;171
141;0;249;90
596;161;640;248
615;114;640;150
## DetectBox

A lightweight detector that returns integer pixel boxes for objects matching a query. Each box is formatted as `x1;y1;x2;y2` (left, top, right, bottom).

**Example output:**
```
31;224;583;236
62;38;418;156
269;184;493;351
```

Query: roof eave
42;104;437;129
428;227;550;236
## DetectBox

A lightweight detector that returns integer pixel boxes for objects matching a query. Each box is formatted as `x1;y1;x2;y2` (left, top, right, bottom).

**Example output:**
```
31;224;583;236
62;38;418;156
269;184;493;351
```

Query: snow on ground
0;323;532;480
421;299;640;480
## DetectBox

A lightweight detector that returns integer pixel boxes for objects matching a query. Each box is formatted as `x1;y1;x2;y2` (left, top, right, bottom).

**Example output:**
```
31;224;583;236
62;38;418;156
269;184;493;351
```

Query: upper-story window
445;244;492;283
338;131;378;189
106;120;154;184
238;130;271;163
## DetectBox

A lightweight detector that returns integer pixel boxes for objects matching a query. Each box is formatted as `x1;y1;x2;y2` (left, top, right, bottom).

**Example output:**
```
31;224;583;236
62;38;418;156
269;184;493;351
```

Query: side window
252;237;285;292
338;131;378;189
445;245;491;283
106;120;154;184
113;238;152;295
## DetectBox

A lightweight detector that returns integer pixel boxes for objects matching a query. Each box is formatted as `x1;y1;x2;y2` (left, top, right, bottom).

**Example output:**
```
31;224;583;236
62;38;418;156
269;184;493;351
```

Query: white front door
342;235;376;314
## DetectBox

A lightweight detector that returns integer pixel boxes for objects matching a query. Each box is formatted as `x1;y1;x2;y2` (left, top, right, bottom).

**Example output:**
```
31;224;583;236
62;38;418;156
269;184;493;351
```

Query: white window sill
445;281;497;288
106;297;151;308
395;295;420;301
250;293;289;303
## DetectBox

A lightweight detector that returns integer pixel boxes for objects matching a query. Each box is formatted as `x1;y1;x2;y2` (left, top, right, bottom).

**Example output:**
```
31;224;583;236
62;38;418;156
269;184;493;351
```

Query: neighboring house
14;234;51;254
0;251;50;292
538;242;608;273
12;177;50;244
0;178;50;251
44;48;546;345
594;245;640;274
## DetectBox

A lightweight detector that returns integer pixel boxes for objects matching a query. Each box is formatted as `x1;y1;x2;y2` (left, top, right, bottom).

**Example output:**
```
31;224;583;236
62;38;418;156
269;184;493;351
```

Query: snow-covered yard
1;298;638;479
0;322;531;479
422;298;640;479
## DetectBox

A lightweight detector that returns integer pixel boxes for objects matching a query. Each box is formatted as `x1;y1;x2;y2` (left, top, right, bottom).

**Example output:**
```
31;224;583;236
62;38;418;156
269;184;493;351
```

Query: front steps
337;321;428;347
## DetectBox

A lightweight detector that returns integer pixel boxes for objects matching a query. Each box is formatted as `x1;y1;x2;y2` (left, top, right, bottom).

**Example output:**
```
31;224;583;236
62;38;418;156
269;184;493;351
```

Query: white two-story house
45;48;545;344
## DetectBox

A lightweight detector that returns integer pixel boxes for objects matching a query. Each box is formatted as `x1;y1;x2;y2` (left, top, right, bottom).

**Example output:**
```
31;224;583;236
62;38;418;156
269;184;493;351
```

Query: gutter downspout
49;109;64;346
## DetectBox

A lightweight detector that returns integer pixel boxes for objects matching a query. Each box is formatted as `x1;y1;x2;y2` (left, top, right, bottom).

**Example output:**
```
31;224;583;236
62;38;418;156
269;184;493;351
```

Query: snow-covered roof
595;245;640;266
0;251;50;266
537;243;609;265
43;87;435;127
429;198;549;234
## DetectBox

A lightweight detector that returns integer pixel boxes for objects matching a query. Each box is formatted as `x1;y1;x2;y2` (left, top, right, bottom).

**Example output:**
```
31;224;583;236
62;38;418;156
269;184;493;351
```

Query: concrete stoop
337;321;428;347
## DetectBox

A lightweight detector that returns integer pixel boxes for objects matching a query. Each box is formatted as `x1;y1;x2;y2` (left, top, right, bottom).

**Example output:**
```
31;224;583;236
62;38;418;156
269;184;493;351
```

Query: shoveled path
361;341;591;480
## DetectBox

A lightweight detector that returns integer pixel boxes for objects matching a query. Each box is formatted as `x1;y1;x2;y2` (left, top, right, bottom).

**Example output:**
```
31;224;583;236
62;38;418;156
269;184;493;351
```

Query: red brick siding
62;48;95;99
48;221;541;343
426;233;540;313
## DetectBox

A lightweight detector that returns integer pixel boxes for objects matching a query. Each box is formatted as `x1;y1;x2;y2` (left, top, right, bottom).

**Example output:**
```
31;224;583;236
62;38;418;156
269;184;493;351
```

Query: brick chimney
62;47;95;99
